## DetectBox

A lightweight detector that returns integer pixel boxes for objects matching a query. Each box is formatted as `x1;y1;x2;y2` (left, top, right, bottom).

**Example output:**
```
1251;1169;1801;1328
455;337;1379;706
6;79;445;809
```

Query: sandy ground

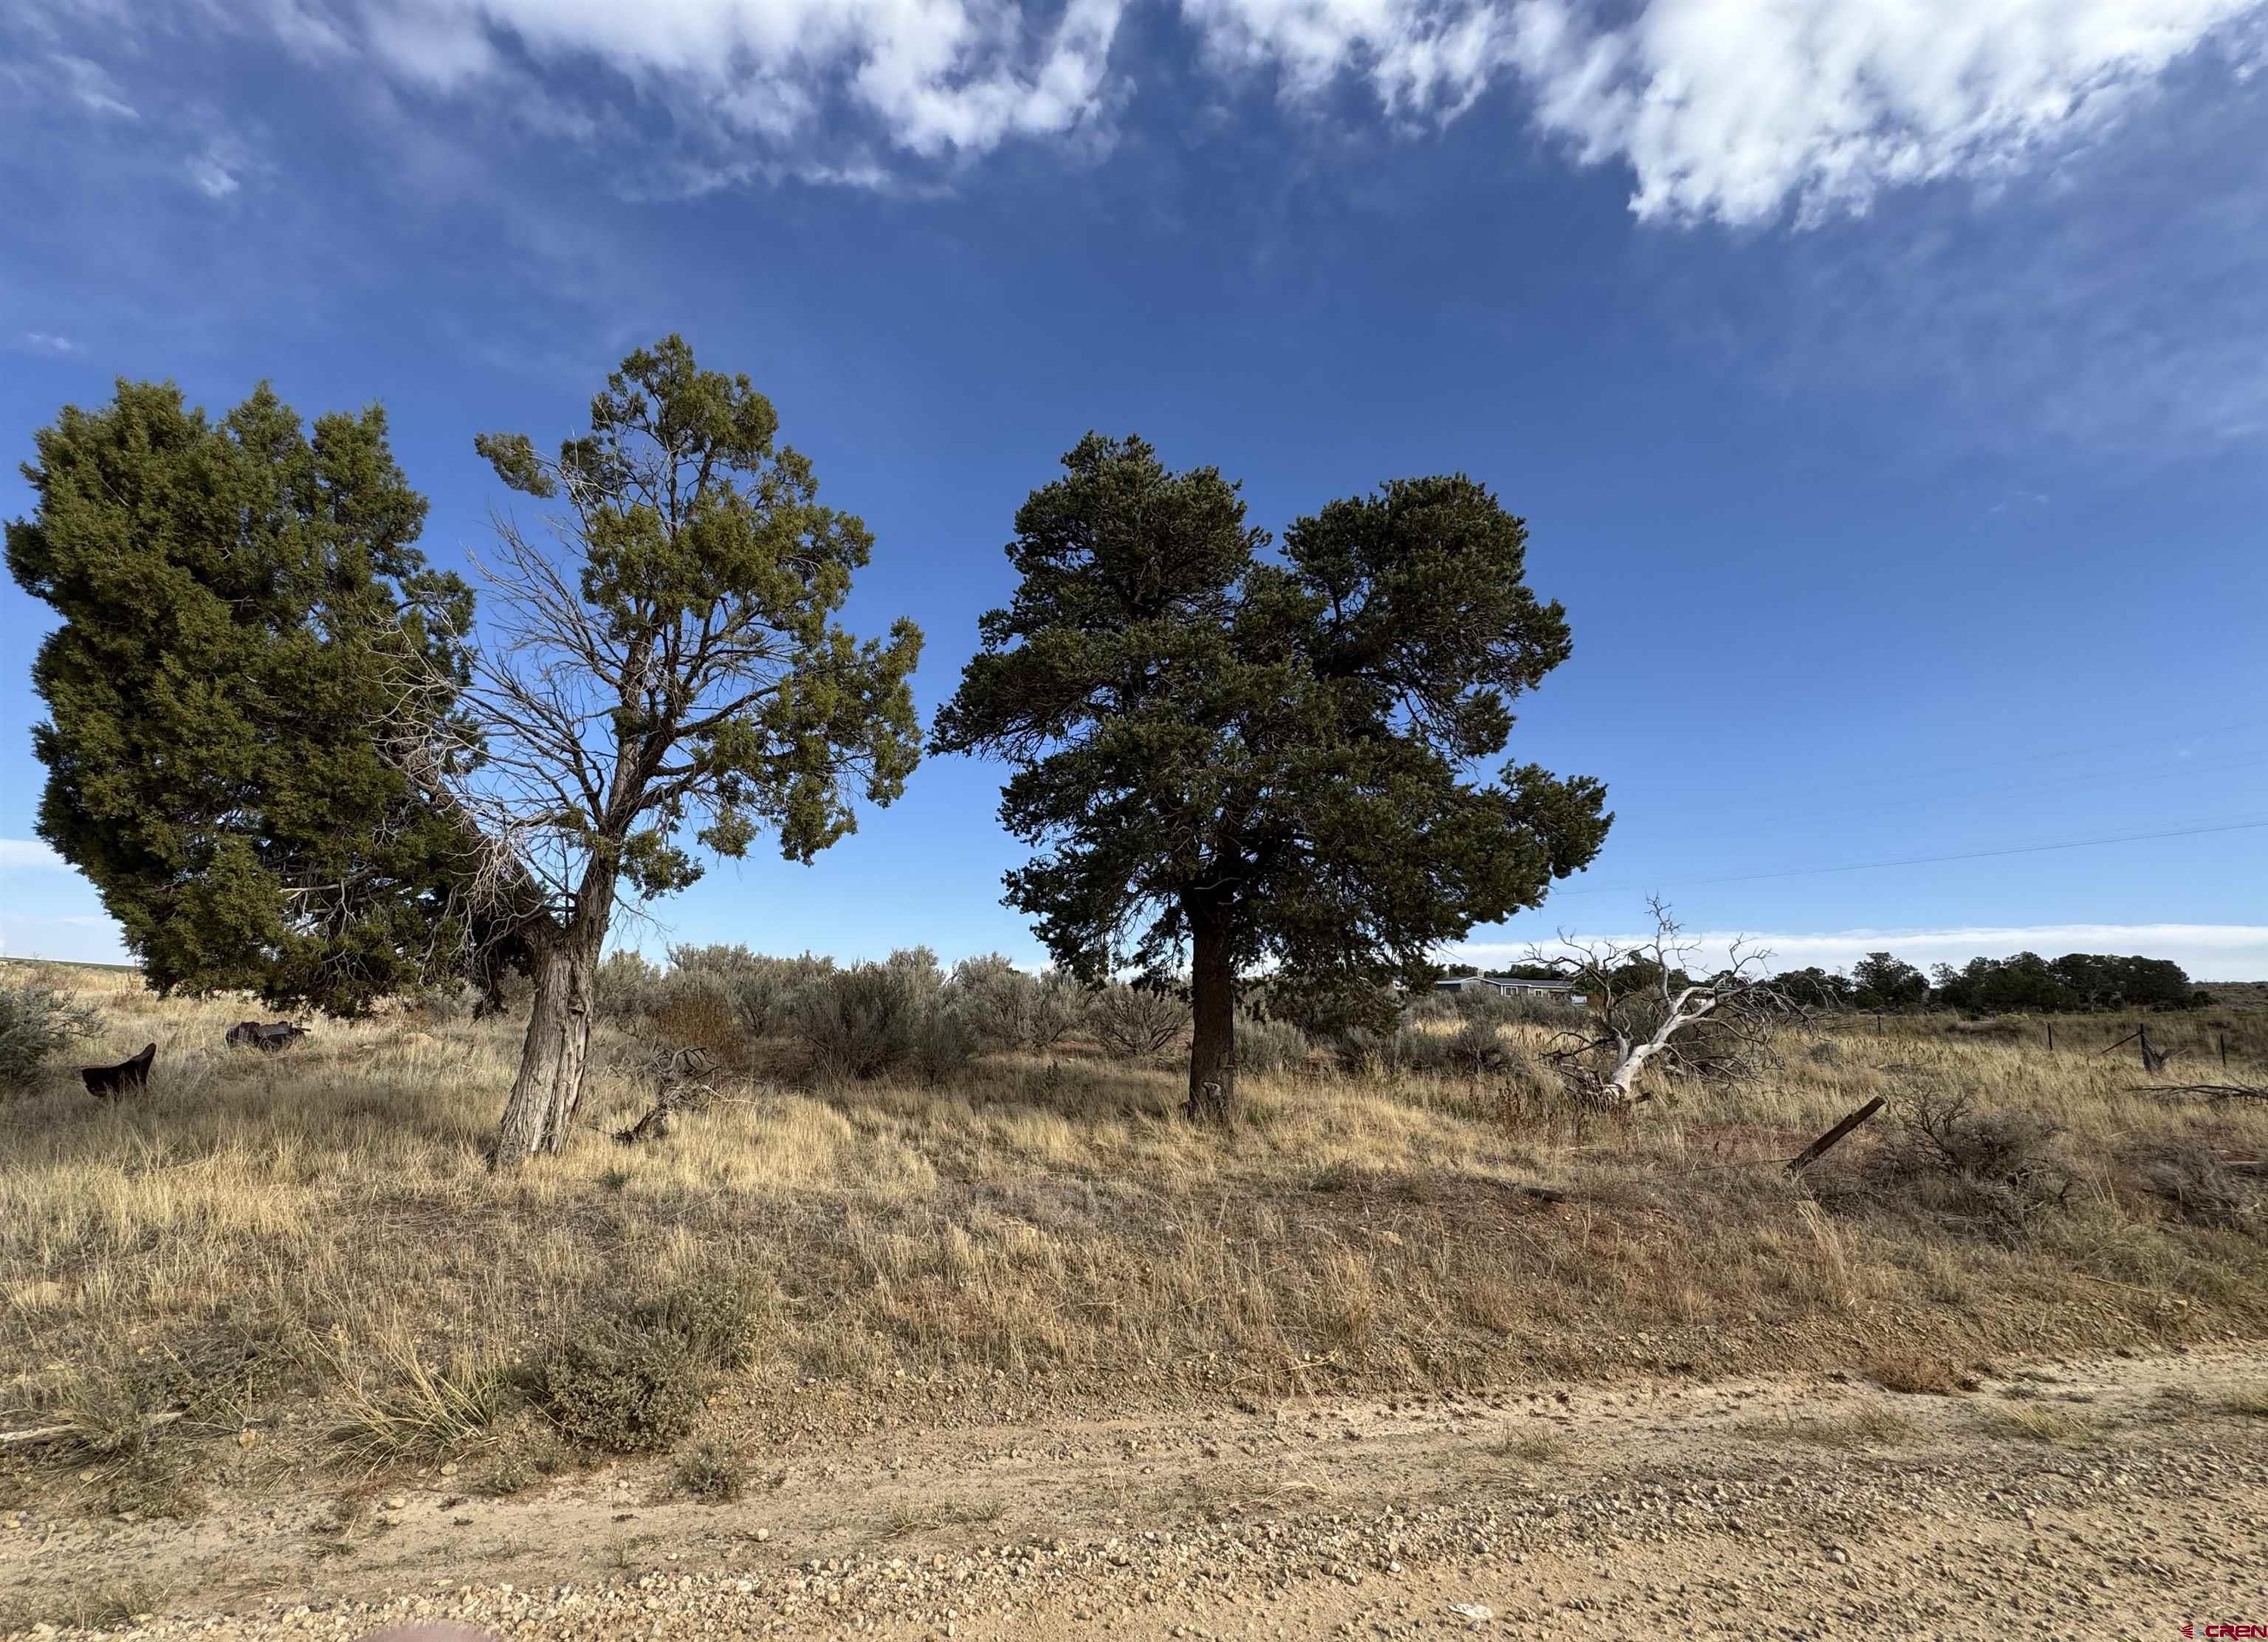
4;1347;2264;1641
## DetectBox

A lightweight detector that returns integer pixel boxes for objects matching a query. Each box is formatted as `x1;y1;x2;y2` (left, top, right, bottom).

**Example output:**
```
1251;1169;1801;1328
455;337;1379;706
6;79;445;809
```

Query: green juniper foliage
934;433;1610;1122
6;381;491;1014
408;337;924;1164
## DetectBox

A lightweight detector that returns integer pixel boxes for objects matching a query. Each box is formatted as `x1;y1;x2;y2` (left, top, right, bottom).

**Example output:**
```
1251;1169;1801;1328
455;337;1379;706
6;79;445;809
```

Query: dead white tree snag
1536;898;1793;1109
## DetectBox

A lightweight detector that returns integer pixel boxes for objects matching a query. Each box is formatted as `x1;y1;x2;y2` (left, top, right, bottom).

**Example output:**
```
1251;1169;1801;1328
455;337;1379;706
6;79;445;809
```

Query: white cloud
16;330;78;355
1513;0;2266;226
52;51;138;118
1452;924;2268;982
343;0;1127;161
1182;0;1519;120
0;839;71;870
19;0;2264;219
1183;0;2267;224
184;134;244;197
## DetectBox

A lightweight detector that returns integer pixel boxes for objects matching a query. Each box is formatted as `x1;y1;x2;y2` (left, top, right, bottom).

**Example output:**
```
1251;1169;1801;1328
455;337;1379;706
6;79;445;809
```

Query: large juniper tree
389;337;923;1166
7;379;498;1013
934;433;1610;1122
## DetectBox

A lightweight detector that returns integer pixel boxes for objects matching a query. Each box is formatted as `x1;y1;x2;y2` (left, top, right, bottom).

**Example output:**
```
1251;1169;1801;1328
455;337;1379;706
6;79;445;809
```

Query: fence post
2046;1021;2054;1054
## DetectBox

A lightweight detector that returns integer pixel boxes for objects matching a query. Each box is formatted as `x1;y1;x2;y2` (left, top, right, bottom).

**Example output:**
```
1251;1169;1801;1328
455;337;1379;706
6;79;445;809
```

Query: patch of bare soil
4;1349;2263;1641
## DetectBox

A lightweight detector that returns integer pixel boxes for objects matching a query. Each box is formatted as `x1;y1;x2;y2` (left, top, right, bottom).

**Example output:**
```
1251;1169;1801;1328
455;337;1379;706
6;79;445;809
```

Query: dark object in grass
226;1020;309;1051
82;1042;154;1098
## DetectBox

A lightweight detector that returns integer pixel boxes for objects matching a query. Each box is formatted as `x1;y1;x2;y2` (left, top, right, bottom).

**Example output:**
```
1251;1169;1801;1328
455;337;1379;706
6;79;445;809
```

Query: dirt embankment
4;1349;2264;1641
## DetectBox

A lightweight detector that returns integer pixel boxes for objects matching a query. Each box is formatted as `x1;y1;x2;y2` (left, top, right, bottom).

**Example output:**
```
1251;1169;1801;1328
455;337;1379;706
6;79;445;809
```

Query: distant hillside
2198;980;2268;1011
0;956;142;976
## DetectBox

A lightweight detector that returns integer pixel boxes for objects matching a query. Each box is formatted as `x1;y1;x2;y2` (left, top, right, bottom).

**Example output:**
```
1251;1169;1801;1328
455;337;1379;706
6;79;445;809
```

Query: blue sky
4;0;2267;980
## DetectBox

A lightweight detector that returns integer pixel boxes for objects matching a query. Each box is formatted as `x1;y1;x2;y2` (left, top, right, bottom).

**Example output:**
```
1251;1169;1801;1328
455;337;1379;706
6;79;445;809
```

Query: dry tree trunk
495;938;598;1164
495;872;616;1167
1184;918;1237;1125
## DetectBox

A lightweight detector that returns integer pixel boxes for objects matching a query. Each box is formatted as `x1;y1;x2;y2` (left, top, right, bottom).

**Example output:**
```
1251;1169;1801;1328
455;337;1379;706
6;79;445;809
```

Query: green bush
1091;984;1189;1058
1234;1014;1310;1074
528;1337;705;1454
1868;1089;2075;1238
950;955;1090;1051
1443;1018;1516;1075
791;948;972;1081
1400;992;1458;1024
668;945;837;1037
625;1268;760;1370
647;973;749;1065
527;1269;760;1454
0;975;102;1090
593;951;668;1021
673;1440;749;1502
1327;1026;1386;1076
1327;1023;1511;1078
1387;1026;1456;1074
909;1004;980;1084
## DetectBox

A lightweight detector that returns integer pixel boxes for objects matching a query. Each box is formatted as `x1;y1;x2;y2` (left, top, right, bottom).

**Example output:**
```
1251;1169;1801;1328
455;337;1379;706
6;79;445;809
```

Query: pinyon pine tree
934;433;1609;1123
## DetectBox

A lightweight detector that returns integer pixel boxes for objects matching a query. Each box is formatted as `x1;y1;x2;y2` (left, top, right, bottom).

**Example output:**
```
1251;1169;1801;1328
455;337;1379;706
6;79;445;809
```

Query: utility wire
1550;815;2268;899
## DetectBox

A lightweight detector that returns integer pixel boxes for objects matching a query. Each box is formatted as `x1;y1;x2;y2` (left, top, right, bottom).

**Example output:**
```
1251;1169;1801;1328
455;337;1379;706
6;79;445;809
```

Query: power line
1550;815;2268;899
1689;712;2268;802
1680;751;2268;828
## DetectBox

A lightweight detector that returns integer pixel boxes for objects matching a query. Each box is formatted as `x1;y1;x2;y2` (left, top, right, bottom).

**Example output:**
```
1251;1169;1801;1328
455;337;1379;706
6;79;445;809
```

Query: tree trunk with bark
1185;915;1237;1124
493;871;616;1167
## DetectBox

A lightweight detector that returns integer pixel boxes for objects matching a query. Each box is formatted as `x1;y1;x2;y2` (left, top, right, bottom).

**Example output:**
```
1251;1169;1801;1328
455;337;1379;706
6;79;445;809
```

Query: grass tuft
672;1440;749;1503
1979;1404;2106;1444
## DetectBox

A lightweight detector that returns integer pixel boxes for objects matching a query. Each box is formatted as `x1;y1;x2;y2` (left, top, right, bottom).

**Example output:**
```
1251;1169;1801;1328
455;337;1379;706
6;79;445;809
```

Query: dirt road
4;1349;2264;1641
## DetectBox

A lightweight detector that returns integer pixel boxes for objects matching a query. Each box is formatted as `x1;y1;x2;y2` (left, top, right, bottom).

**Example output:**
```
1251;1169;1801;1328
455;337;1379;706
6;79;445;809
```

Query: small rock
440;1463;459;1477
385;1497;408;1511
1827;1547;1849;1566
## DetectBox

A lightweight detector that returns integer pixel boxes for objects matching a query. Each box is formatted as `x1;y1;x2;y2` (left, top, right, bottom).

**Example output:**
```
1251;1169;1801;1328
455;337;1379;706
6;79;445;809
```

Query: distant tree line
1772;950;2207;1014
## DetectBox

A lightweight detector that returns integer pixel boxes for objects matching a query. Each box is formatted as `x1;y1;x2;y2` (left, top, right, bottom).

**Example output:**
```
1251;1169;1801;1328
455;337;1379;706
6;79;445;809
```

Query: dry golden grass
1977;1403;2109;1444
1;960;2264;1511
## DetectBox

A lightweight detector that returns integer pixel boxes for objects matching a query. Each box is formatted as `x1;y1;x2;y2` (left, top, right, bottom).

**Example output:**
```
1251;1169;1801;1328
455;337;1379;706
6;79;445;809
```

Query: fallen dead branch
614;1046;722;1144
1787;1096;1886;1175
0;1409;184;1449
2129;1083;2268;1102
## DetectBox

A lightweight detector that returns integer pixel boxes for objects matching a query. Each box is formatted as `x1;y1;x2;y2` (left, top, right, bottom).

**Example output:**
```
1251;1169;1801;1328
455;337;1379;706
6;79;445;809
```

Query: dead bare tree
1533;898;1792;1108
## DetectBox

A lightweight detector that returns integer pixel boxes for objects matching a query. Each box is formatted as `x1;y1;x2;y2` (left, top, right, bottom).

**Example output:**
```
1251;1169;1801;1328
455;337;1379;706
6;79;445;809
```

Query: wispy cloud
14;331;79;356
34;0;2261;221
1453;923;2268;981
1499;0;2267;227
52;52;138;119
325;0;1128;165
1183;0;2267;225
184;135;245;199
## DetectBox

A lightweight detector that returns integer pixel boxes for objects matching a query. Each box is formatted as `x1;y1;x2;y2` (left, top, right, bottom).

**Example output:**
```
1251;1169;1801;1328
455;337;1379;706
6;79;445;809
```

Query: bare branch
1530;899;1792;1109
